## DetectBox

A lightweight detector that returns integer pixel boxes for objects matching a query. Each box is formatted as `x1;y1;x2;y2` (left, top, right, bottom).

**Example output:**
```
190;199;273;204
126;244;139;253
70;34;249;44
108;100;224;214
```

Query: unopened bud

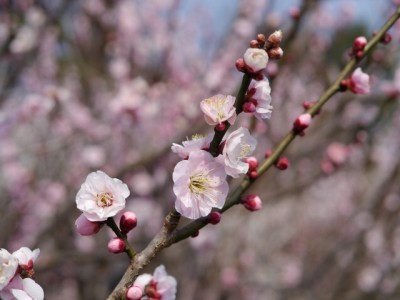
215;122;226;132
126;286;144;300
276;157;290;170
353;36;367;52
256;33;266;44
268;47;284;60
242;194;262;211
243;102;256;113
302;101;314;110
120;211;138;234
248;170;258;180
235;58;246;73
355;50;364;59
264;150;272;158
245;156;258;170
243;48;269;73
207;211;222;225
107;237;125;254
289;7;301;20
267;30;283;48
293;113;312;133
381;33;392;44
75;213;104;236
250;39;259;48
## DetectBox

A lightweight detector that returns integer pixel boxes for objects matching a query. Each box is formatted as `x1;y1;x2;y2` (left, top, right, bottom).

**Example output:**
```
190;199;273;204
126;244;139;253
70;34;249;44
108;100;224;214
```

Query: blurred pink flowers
218;127;257;178
173;150;228;219
200;94;237;127
76;171;130;222
349;67;370;94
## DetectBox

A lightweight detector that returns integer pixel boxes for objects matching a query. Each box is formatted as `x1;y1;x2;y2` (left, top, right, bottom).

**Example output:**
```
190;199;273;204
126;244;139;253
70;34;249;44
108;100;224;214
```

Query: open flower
0;249;18;290
243;48;269;73
173;150;228;219
171;133;213;159
0;276;44;300
129;265;177;300
200;94;236;126
247;78;273;120
76;170;130;222
349;68;370;94
217;127;257;178
12;247;40;271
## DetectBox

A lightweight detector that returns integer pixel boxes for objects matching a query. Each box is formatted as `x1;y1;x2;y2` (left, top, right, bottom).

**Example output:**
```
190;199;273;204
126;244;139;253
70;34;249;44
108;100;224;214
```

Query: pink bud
256;33;266;44
120;211;138;234
249;39;259;48
126;285;143;300
75;213;103;236
302;101;314;110
268;47;284;60
248;170;258;180
381;33;392;44
207;211;222;225
353;36;367;52
293;113;312;132
267;30;283;48
289;7;300;20
276;157;290;170
245;156;258;170
243;102;256;113
264;150;272;158
235;58;246;72
107;238;125;254
242;194;262;211
215;122;226;132
349;68;370;94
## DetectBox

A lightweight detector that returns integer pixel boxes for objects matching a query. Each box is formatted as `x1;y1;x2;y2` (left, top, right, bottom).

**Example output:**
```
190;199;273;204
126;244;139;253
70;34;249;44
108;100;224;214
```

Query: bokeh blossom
173;150;228;219
76;171;130;222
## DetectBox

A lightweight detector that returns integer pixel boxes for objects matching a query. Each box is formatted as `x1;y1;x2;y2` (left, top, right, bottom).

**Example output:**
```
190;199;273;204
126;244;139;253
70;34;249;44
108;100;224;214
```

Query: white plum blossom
171;133;213;159
130;265;177;300
243;48;269;73
349;68;370;94
173;150;228;219
217;127;257;178
0;249;18;290
76;170;130;222
200;94;236;126
0;276;44;300
248;78;273;120
12;247;40;270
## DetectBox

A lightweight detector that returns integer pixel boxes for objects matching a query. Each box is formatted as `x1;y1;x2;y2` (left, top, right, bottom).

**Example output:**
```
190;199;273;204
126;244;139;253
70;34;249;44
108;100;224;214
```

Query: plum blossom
200;94;236;127
217;127;257;178
129;265;177;300
247;78;273;120
0;276;44;300
0;249;18;290
243;48;269;73
12;247;40;270
349;68;370;94
76;171;130;222
171;133;213;159
173;150;228;219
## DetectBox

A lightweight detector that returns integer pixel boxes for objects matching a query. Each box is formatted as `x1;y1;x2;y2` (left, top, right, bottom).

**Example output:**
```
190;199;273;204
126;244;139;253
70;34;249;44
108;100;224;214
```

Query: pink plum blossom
12;247;40;270
248;78;273;120
173;150;228;219
76;171;130;222
171;133;213;159
242;194;262;211
119;211;138;234
107;238;125;254
0;276;44;300
75;213;104;236
217;127;257;178
200;94;237;127
349;68;370;94
243;48;269;73
0;249;18;290
131;265;177;300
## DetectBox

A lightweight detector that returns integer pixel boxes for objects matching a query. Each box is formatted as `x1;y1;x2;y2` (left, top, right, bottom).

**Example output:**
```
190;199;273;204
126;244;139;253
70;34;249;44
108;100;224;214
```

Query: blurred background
1;0;400;299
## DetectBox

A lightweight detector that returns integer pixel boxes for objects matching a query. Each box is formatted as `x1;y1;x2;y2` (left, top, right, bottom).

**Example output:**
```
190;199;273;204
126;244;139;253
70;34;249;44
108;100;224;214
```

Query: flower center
96;192;114;207
240;144;251;158
191;133;205;141
189;173;210;195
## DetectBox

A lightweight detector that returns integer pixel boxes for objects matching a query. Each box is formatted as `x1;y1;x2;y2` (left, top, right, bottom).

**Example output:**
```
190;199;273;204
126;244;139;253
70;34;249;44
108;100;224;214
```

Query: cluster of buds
236;31;283;74
245;156;258;180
